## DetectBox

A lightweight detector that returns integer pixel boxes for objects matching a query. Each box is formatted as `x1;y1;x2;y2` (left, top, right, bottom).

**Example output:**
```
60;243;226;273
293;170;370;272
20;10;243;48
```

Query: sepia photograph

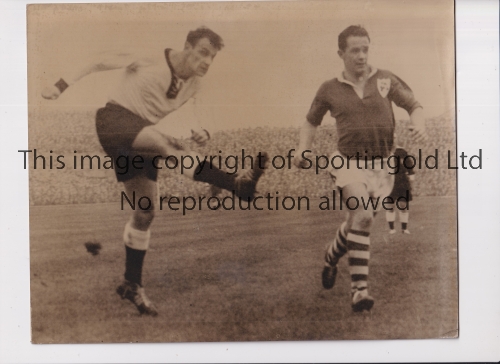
27;0;457;343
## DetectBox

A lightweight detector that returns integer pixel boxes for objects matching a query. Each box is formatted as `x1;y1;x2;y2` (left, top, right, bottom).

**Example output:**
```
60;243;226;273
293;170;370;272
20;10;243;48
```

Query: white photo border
0;0;499;362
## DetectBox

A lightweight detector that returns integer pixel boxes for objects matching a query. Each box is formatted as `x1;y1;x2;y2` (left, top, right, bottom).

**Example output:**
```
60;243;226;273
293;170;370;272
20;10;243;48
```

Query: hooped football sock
326;221;348;265
346;229;370;292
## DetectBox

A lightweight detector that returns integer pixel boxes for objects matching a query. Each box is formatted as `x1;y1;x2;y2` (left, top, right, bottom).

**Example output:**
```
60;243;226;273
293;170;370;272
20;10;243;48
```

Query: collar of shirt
338;67;378;99
164;48;184;99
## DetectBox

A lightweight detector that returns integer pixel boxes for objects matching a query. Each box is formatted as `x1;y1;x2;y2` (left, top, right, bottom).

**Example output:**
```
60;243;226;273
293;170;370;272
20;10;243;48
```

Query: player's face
185;37;218;77
339;36;370;77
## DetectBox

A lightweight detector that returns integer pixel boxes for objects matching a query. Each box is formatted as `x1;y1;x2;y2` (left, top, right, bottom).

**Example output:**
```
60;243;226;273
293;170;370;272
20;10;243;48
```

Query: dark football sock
402;222;408;230
193;163;236;191
124;246;147;286
389;221;395;230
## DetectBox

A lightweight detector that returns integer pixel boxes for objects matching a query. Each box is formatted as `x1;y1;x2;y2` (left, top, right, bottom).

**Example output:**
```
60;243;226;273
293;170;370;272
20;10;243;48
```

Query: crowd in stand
29;109;457;205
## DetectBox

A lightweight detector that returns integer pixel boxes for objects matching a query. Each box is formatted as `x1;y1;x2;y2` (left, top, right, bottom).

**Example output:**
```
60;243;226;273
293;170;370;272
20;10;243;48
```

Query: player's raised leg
132;126;268;201
322;220;348;289
117;174;158;316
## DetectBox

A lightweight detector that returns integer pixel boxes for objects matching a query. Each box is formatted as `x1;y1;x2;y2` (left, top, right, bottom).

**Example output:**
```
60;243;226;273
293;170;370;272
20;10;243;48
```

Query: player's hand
408;124;427;144
41;85;62;100
191;129;210;146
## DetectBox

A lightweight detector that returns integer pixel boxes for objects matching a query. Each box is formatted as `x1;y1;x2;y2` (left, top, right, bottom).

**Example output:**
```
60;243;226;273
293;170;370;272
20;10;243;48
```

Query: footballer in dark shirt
295;25;426;312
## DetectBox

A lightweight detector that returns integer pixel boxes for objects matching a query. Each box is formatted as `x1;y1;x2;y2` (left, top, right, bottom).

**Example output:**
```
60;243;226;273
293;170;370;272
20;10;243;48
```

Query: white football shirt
109;49;200;124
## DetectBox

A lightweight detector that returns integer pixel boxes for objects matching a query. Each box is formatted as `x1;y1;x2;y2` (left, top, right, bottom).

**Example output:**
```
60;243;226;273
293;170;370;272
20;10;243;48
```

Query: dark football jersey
307;68;421;158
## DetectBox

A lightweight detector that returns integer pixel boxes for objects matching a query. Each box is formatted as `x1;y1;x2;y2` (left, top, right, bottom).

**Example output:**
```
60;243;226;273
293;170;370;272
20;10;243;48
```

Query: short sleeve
306;82;331;126
388;72;422;114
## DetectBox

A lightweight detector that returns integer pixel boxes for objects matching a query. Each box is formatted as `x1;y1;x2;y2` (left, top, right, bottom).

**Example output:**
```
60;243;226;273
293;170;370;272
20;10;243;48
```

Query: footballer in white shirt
43;27;268;316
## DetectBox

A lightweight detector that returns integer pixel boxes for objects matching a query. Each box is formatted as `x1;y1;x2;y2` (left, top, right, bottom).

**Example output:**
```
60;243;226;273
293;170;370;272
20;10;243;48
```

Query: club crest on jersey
377;78;391;98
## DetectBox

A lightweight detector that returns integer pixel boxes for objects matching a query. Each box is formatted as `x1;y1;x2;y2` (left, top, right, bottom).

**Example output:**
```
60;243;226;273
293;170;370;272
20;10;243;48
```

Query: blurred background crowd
29;109;456;205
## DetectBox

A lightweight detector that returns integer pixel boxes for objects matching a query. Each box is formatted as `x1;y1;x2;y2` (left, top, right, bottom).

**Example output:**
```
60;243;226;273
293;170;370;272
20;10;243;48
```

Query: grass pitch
30;196;458;343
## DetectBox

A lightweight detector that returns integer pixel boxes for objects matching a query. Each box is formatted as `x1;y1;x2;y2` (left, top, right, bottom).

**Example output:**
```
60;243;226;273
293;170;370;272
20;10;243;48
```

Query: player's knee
140;207;155;221
353;210;374;230
133;207;155;228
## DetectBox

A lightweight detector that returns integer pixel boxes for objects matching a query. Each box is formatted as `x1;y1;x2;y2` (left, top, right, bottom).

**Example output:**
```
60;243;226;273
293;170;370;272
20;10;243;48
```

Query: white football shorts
328;150;395;201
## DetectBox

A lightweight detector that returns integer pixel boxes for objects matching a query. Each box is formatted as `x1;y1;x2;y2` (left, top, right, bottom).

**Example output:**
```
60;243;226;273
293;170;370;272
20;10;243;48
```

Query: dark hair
186;26;224;51
338;25;370;51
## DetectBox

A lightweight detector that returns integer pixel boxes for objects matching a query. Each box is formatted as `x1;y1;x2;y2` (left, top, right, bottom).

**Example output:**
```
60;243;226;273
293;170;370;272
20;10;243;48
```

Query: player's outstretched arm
41;50;142;100
294;120;317;168
408;107;427;143
41;83;65;100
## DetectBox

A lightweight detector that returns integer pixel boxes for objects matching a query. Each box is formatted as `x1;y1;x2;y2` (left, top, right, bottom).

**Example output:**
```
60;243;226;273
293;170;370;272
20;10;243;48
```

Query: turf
30;196;458;343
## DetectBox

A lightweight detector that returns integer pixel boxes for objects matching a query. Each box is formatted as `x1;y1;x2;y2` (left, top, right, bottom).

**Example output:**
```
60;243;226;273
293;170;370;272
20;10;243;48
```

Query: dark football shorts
95;102;158;182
